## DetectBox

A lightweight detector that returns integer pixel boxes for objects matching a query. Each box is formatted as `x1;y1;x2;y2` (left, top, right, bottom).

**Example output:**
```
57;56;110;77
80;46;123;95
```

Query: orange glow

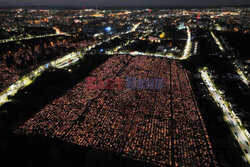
234;28;239;32
159;32;165;39
108;11;131;17
91;14;104;17
53;27;64;34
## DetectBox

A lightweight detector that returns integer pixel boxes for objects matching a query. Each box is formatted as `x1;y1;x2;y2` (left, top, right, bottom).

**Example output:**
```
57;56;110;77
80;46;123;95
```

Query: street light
105;27;112;41
105;27;112;32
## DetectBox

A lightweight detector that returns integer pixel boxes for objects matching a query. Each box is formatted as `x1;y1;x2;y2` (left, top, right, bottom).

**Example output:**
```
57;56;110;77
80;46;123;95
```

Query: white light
105;27;112;32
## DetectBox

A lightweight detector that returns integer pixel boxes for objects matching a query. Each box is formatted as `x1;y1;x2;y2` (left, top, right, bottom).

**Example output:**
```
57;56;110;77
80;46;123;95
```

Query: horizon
0;0;249;8
0;4;249;9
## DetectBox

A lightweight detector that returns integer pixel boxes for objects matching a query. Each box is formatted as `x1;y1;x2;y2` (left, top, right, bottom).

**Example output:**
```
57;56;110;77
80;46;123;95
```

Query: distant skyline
0;0;249;7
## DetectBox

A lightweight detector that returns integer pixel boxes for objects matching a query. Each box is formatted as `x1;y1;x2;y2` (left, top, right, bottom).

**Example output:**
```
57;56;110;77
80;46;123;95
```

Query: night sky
0;0;248;7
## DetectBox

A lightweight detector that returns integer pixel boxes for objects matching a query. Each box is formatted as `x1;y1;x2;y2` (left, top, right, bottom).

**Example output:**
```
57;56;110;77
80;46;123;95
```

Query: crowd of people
0;38;98;92
17;55;217;166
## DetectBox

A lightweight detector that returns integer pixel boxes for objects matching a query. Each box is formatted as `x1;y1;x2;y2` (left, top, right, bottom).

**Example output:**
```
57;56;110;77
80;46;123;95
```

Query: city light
105;26;112;32
0;6;249;167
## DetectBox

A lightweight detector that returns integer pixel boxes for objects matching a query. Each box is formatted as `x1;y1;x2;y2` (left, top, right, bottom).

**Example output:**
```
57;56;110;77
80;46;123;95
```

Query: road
0;22;142;108
85;22;142;53
106;26;192;60
180;26;192;60
0;65;48;106
0;51;84;107
105;51;178;59
210;31;249;87
233;61;249;87
200;68;250;164
0;33;69;44
210;31;225;52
